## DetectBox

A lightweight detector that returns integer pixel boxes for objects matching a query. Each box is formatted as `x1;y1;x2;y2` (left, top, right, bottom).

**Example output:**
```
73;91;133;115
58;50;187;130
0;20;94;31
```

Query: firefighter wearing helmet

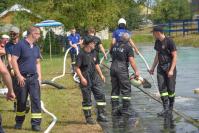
111;18;139;55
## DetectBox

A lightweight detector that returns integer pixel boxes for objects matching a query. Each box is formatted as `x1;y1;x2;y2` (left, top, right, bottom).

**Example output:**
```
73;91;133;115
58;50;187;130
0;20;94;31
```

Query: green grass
0;56;102;133
173;34;199;47
132;34;154;44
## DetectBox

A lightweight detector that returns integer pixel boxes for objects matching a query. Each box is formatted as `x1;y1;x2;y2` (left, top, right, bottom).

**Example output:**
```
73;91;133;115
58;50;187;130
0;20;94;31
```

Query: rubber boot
83;110;96;125
157;96;169;117
97;106;108;122
122;99;132;116
111;100;121;116
169;97;175;113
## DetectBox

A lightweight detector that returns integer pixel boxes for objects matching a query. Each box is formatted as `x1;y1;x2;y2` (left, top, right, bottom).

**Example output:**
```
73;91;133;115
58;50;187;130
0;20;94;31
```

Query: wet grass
0;56;102;133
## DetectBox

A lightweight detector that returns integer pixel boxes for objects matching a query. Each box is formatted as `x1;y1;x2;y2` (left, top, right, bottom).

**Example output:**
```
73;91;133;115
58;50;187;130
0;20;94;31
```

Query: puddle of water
100;45;199;133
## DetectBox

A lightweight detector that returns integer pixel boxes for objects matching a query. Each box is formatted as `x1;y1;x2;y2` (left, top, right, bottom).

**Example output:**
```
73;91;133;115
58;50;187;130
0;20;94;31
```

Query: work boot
169;96;175;112
32;125;41;132
14;123;22;129
157;97;169;117
111;100;122;116
97;107;108;122
122;99;132;116
83;110;96;125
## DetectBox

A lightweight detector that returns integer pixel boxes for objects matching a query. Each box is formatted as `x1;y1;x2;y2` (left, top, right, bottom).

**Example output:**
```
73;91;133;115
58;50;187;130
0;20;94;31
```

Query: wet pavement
99;45;199;133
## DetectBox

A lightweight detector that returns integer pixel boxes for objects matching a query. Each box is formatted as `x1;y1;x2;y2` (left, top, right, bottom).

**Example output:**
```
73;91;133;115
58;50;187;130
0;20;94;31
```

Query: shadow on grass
3;125;33;131
56;120;85;125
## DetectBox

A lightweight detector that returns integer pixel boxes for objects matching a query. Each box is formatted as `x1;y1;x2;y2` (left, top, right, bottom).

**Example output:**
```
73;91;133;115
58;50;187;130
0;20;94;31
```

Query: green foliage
151;0;192;23
2;0;143;31
0;0;8;13
43;29;64;55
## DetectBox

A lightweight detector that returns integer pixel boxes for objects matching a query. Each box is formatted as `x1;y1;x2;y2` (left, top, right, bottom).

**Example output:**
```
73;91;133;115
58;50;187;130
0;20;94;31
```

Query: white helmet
118;18;126;25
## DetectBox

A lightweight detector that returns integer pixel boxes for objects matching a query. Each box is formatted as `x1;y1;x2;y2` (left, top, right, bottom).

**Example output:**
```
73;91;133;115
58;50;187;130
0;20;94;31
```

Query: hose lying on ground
41;101;57;133
41;80;66;89
51;47;72;82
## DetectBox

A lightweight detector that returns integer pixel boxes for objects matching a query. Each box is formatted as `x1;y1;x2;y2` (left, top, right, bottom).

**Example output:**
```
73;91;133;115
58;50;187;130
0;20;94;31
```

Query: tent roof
0;4;42;18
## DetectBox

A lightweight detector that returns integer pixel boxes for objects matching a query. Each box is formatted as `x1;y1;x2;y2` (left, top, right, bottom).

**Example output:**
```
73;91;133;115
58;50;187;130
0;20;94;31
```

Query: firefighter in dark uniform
149;26;177;116
87;27;107;62
11;26;42;131
110;33;140;116
75;36;108;124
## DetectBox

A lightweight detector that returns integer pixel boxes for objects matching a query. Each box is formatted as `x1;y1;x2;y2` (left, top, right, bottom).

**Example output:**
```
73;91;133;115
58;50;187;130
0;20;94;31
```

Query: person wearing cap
149;26;177;117
0;34;10;56
75;36;108;125
110;33;140;116
111;18;139;54
87;27;107;62
0;56;16;133
5;26;20;112
11;26;42;131
67;27;82;74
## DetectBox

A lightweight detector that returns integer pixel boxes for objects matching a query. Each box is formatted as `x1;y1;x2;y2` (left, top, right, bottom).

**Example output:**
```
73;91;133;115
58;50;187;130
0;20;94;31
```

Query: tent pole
49;29;52;60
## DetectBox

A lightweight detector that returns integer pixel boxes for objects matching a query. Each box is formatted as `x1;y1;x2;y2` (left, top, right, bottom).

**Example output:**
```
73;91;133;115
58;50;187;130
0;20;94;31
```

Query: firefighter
110;33;140;116
87;27;107;62
149;26;177;116
11;26;42;131
68;27;82;73
111;18;139;54
75;36;108;124
5;26;20;112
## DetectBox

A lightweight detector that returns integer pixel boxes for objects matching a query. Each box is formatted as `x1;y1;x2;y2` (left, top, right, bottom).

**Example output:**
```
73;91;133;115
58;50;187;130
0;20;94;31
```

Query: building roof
0;4;42;18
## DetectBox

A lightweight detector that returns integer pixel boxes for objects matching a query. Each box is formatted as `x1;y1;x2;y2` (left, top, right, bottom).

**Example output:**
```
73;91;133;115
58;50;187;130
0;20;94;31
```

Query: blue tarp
35;20;63;27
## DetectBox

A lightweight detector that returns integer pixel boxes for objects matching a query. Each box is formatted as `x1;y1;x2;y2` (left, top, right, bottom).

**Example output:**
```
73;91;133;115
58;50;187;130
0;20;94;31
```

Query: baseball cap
151;26;163;32
10;26;20;33
1;34;10;39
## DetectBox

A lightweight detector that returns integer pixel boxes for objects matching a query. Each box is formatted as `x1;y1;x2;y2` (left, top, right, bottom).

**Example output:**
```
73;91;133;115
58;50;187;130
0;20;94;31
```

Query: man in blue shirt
5;26;20;112
67;27;82;73
12;26;42;131
111;18;139;55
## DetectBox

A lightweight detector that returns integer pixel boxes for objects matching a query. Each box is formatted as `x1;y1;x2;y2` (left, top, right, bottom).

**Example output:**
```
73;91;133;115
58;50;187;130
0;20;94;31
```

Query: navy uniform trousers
0;114;4;133
80;73;106;111
15;74;41;126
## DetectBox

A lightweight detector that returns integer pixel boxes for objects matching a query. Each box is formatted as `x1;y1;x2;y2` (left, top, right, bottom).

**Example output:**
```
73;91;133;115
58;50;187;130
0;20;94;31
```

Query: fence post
197;19;199;33
183;20;185;36
168;21;171;36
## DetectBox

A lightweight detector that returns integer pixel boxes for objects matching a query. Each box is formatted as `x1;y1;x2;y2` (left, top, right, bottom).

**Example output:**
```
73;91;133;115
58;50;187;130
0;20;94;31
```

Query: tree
0;0;8;13
151;0;192;23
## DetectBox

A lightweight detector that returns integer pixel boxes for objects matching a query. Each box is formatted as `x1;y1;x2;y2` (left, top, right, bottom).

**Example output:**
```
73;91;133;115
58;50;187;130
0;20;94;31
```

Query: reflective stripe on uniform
111;96;119;99
168;93;175;97
122;96;131;100
16;111;25;116
160;92;168;97
31;113;42;119
96;102;106;106
82;106;92;110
